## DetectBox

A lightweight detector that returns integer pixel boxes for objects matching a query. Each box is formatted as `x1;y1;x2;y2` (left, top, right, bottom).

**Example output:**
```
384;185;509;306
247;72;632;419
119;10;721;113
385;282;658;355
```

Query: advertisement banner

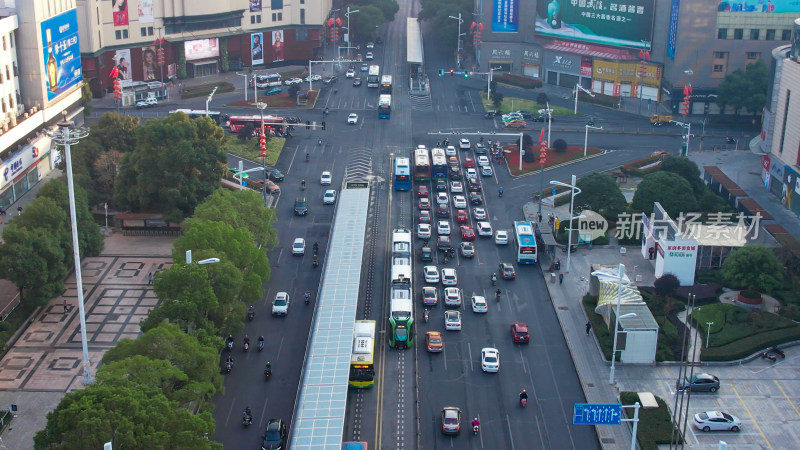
184;38;219;61
41;9;83;101
535;0;654;48
667;0;681;59
718;0;800;13
114;49;131;80
580;56;592;77
168;63;177;79
492;0;519;33
139;0;154;23
250;0;262;12
272;30;284;62
251;33;264;65
142;46;157;81
112;0;129;26
1;144;42;190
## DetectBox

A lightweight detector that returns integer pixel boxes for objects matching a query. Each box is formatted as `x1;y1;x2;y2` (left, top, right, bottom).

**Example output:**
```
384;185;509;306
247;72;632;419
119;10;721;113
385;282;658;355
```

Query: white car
320;171;332;185
272;292;290;316
445;145;457;156
292;238;306;255
473;208;487;220
441;268;457;286
471;295;488;313
135;97;158;109
284;77;304;85
347;113;358;125
450;181;463;193
323;190;337;205
417;223;432;239
459;138;471;150
436;192;449;205
477;221;493;237
481;166;493;177
495;230;509;245
452;195;467;209
417;144;428;150
445;310;462;331
437;221;451;235
424;265;439;283
366;42;375;49
444;287;462;306
477;155;490;167
481;347;500;372
346;69;356;78
693;411;742;432
305;74;322;82
466;168;478;178
365;52;374;60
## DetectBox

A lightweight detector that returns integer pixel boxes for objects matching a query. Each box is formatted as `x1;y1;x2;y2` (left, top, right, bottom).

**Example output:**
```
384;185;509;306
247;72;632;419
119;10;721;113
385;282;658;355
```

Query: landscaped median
225;135;285;166
620;392;683;450
504;144;603;177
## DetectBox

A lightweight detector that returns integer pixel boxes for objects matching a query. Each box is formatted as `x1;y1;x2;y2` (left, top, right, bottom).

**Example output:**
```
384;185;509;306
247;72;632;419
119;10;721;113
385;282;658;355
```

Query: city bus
430;148;448;180
513;221;538;264
388;268;413;349
380;75;392;94
225;114;285;133
392;228;412;258
367;65;380;87
349;320;376;388
414;148;431;182
394;157;411;191
251;73;282;88
169;109;226;125
342;443;369;450
378;94;392;119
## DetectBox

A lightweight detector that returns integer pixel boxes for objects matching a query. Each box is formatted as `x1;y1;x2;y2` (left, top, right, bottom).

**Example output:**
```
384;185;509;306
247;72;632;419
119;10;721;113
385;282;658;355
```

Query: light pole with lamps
536;103;553;216
345;7;360;60
448;13;463;65
573;84;595;114
206;86;218;114
705;320;714;348
49;115;93;385
584;123;603;157
185;250;221;265
591;264;635;385
487;66;501;98
550;175;581;272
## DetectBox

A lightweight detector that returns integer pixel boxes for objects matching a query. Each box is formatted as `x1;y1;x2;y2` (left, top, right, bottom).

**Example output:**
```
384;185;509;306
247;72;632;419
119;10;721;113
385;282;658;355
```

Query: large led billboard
184;38;220;61
718;0;800;13
492;0;519;32
535;0;654;48
40;9;83;101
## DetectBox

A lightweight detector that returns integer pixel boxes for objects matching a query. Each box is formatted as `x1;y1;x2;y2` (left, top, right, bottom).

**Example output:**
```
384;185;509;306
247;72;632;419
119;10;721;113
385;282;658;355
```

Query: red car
463;157;476;168
455;209;468;223
460;225;476;241
417;185;429;198
511;322;530;343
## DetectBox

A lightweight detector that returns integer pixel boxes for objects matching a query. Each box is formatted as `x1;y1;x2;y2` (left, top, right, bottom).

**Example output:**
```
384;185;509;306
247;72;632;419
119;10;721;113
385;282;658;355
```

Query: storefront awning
544;40;636;60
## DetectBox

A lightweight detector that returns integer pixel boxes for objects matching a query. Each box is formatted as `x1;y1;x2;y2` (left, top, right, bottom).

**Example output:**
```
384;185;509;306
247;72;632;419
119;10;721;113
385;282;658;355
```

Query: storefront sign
770;163;784;180
522;49;541;62
1;145;42;189
544;52;582;75
491;48;513;59
761;155;771;171
580;56;592;76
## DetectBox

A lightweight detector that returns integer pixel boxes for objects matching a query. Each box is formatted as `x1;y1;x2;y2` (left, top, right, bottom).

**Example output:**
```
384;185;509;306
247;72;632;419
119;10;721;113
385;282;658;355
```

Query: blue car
265;87;282;95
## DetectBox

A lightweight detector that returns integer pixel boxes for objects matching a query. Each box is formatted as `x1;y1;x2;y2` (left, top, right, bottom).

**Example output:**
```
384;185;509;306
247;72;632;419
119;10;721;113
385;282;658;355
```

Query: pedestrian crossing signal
450;69;454;76
439;69;444;77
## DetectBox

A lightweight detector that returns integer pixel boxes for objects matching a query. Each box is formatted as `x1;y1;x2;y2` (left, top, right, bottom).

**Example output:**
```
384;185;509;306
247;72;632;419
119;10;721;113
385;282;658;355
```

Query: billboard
535;0;654;48
718;0;800;12
272;30;284;62
139;0;154;23
114;49;132;80
250;0;262;12
492;0;519;32
40;9;83;101
184;38;219;61
142;46;157;81
251;33;264;65
112;0;128;26
667;0;681;59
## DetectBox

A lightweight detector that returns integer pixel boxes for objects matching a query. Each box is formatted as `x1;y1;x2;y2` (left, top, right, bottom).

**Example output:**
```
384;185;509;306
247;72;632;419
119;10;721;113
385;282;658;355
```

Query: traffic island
504;144;603;177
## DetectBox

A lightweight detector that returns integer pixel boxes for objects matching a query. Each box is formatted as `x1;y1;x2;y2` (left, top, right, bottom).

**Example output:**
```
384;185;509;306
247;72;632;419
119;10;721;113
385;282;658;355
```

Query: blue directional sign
573;403;622;425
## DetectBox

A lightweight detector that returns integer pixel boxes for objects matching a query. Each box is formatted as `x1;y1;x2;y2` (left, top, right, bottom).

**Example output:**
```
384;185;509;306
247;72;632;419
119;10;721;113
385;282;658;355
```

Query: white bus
251;73;282;88
367;65;380;87
513;221;538;264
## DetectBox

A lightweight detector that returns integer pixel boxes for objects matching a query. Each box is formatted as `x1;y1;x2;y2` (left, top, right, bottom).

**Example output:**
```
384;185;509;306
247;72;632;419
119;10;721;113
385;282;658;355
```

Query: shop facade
0;134;58;211
478;43;543;80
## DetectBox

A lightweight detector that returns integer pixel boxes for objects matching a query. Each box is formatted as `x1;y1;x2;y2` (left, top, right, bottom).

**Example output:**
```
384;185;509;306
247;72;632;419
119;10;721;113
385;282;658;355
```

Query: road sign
573;403;622;425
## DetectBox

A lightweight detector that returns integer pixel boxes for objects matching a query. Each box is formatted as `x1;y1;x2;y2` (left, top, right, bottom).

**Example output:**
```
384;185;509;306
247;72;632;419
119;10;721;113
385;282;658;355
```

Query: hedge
700;326;800;361
620;392;683;450
493;73;543;90
620;154;666;177
181;82;235;99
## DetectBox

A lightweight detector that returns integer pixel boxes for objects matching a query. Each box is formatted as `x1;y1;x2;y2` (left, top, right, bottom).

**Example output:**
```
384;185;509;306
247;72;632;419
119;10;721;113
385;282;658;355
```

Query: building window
746;52;760;60
734;29;743;40
713;65;724;73
115;30;122;39
766;29;775;40
297;29;308;40
278;12;283;21
782;29;792;40
300;9;305;24
251;16;255;24
2;36;5;51
272;13;276;21
779;90;790;153
750;29;759;40
301;0;304;3
141;27;147;37
148;27;154;36
717;28;727;39
714;51;727;59
123;29;128;39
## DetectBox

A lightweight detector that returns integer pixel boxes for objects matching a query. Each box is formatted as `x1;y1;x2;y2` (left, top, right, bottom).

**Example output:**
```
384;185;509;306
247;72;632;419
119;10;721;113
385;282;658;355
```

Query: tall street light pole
257;101;269;208
50;115;93;385
584;124;603;157
448;13;463;65
550;175;581;272
537;103;553;216
345;7;360;60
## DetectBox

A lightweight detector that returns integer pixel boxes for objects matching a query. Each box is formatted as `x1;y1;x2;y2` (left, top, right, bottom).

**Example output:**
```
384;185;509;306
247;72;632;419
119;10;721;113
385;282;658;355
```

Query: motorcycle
491;274;497;286
225;358;233;374
247;309;255;321
306;153;310;162
264;366;272;380
423;309;429;323
243;341;250;352
499;187;504;197
772;346;786;358
242;413;253;427
473;425;480;436
520;397;528;407
301;180;306;190
304;292;311;305
226;340;233;352
496;289;501;302
762;351;777;362
258;338;264;352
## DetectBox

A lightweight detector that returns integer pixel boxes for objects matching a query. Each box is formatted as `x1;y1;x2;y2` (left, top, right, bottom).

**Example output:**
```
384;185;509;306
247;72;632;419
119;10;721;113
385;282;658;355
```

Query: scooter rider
313;242;319;254
243;335;251;350
491;273;497;285
301;179;306;190
226;334;234;349
258;335;265;350
496;288;501;301
264;361;272;376
304;290;311;304
472;417;480;432
519;389;529;405
498;186;504;197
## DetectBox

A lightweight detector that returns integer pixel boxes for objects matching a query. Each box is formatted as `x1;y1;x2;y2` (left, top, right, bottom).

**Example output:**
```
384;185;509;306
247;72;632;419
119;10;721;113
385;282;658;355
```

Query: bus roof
390;297;413;313
381;75;392;83
391;264;412;284
379;94;391;105
514;221;537;245
396;157;410;168
368;65;380;76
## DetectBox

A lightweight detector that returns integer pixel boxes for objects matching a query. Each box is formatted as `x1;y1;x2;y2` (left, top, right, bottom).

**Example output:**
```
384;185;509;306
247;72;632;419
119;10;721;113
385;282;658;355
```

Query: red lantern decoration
259;132;267;158
113;78;122;101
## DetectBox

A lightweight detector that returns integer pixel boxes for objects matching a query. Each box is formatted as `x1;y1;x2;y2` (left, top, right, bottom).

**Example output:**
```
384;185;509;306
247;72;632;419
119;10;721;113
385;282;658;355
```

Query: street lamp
206;86;218;114
448;13;463;65
573;84;595;114
591;264;634;385
550;175;581;272
487;66;501;98
345;7;360;60
584;123;603;157
537;103;554;216
185;250;221;265
49;115;93;385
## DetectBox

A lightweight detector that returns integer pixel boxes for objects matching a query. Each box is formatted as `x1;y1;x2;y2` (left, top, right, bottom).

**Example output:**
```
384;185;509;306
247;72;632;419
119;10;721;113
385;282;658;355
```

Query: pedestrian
585;321;592;335
17;206;22;215
0;206;5;215
559;273;563;284
63;299;68;313
148;272;153;285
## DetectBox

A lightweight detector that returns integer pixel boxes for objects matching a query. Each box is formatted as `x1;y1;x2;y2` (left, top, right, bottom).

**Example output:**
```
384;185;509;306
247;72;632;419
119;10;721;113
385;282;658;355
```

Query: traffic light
464;72;469;78
322;121;326;131
450;69;454;76
439;69;444;77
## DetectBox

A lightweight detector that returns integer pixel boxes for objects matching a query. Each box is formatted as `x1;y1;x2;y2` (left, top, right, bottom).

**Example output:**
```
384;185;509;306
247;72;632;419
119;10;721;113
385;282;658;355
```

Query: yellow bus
349;320;376;388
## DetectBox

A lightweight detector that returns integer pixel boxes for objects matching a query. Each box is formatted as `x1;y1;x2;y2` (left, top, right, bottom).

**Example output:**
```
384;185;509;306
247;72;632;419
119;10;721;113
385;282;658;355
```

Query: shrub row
620;154;665;176
182;82;235;99
620;392;682;450
700;326;800;361
493;73;543;90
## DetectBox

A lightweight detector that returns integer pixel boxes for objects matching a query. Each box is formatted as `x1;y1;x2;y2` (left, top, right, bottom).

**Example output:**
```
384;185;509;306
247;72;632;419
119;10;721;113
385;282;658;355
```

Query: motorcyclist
264;361;272;376
324;107;329;115
423;309;429;322
258;335;265;347
301;179;306;189
226;334;234;349
313;242;319;254
248;305;255;316
495;288;501;300
498;186;504;197
304;290;311;304
472;417;480;428
491;273;497;284
243;335;250;349
519;389;529;402
243;406;253;422
225;355;234;370
306;152;310;161
313;254;318;265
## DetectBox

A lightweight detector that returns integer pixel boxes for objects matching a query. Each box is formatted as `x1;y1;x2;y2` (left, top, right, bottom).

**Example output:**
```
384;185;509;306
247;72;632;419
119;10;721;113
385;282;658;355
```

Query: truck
650;114;673;126
136;97;158;109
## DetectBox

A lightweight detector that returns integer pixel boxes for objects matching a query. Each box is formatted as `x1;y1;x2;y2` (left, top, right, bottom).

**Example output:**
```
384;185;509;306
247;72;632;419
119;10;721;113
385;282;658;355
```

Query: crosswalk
409;92;432;111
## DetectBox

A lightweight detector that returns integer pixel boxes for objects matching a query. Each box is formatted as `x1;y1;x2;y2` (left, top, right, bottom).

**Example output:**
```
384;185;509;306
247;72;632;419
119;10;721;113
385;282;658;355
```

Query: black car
436;203;450;218
531;114;554;122
262;418;288;450
517;110;533;118
420;246;433;261
375;37;383;44
294;197;308;216
437;236;452;252
268;168;285;182
469;192;482;205
435;180;447;191
353;77;362;87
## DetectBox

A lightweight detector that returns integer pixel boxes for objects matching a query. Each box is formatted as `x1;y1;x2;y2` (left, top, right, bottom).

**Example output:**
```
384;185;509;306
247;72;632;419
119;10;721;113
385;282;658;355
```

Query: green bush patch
181;82;235;99
620;392;683;450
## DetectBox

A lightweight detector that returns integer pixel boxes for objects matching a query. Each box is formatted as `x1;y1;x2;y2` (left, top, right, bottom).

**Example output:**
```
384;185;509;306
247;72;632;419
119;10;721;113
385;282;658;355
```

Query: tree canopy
716;60;768;117
192;189;278;250
114;113;226;222
660;157;704;196
721;245;783;293
0;225;66;306
37;178;104;258
575;173;627;221
631;171;697;218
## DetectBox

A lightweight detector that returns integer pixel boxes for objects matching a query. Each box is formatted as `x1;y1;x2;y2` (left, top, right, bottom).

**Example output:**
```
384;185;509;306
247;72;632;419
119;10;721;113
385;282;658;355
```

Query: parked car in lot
135;97;158;109
678;373;720;392
693;411;741;432
443;287;462;306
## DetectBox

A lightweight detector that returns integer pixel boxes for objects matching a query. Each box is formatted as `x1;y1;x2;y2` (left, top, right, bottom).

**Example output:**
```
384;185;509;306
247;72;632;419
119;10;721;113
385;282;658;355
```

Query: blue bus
378;94;391;119
430;148;448;180
394;157;411;191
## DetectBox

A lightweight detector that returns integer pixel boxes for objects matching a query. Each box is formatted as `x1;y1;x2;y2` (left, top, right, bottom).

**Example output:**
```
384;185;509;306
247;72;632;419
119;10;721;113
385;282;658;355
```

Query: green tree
721;245;783;293
33;384;219;450
742;60;768;119
654;273;680;296
492;92;504;108
0;225;66;306
192;189;278;250
37;179;104;258
575;173;627;220
11;196;73;267
631;171;697;218
114;114;226;222
717;60;768;117
90;113;141;154
348;5;386;41
141;263;221;336
660;157;704;196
